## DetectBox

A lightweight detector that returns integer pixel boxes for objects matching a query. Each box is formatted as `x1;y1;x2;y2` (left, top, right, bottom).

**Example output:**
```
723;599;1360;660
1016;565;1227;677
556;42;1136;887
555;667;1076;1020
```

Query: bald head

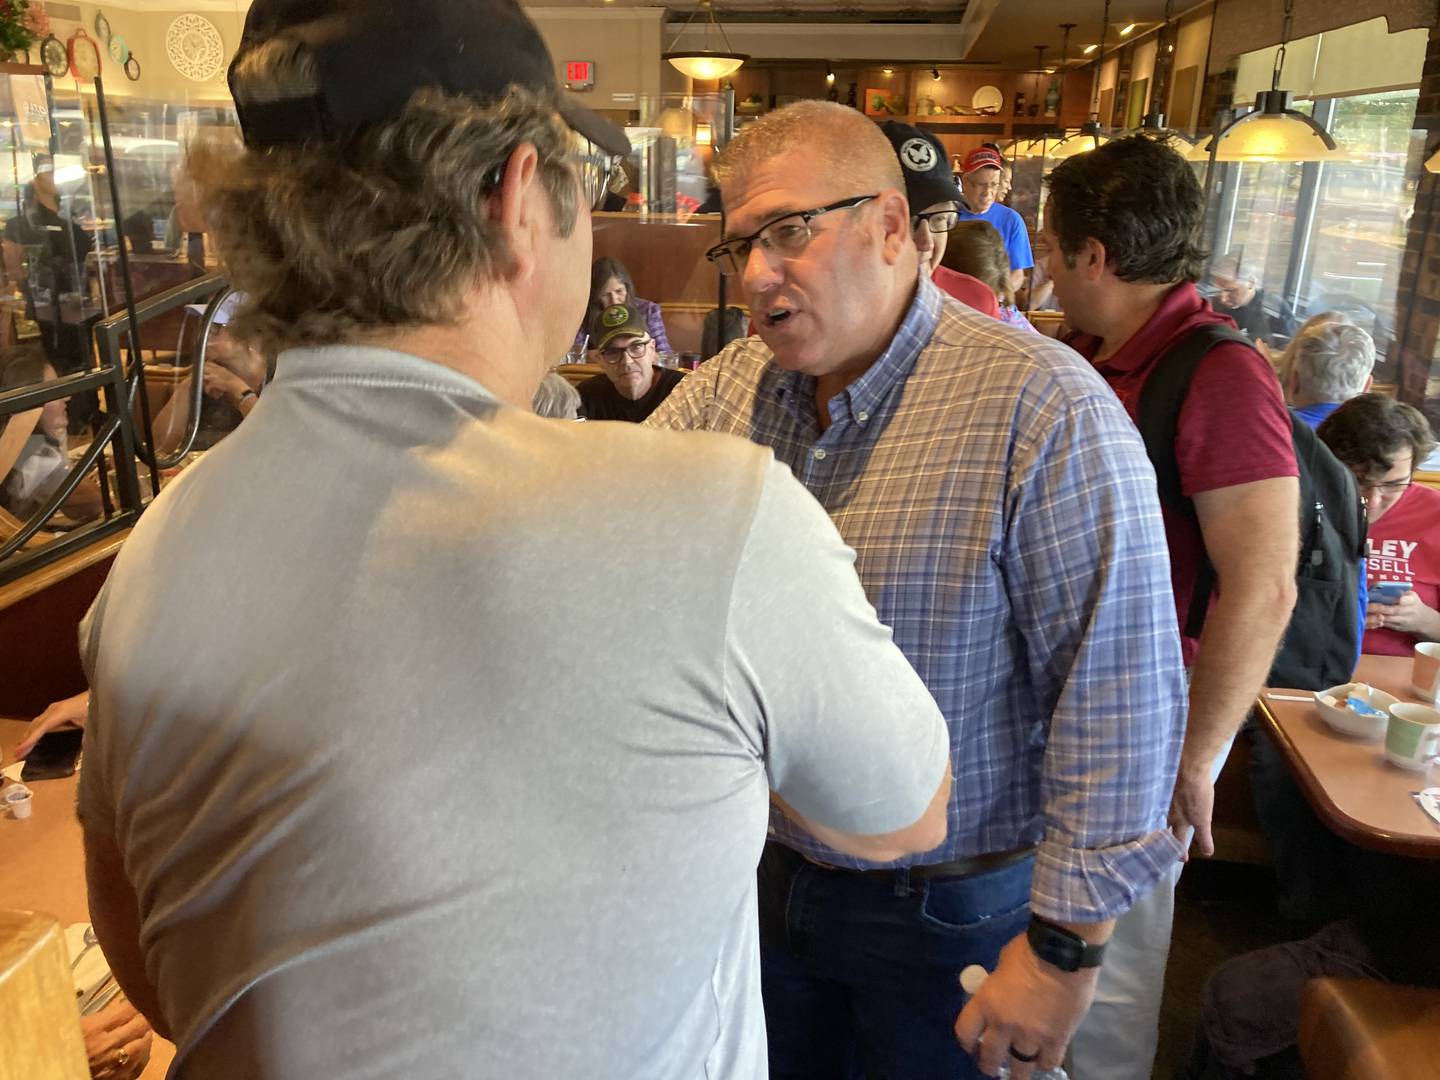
714;101;905;207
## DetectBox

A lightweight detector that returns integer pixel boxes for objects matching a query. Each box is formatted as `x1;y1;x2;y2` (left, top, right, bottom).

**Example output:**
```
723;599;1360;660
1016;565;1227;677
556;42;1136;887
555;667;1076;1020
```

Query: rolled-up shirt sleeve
1005;391;1188;924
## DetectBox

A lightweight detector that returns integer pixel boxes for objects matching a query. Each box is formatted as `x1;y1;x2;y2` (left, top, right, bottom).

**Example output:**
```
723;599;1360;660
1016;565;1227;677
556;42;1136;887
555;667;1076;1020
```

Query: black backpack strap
1135;324;1257;638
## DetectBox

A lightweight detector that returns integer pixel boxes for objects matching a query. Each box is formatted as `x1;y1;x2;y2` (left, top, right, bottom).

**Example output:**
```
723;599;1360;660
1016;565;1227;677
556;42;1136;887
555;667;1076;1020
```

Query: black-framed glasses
705;194;877;276
599;337;652;362
913;207;959;234
1357;477;1411;497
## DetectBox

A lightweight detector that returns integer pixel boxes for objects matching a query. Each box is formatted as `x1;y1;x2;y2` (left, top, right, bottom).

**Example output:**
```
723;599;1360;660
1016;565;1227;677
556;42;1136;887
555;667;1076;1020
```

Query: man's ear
876;188;912;265
1081;236;1108;282
494;142;543;283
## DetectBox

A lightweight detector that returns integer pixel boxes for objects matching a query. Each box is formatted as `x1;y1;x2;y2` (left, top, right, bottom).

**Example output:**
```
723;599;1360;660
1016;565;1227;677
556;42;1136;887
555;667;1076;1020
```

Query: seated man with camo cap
578;301;684;422
879;121;1000;318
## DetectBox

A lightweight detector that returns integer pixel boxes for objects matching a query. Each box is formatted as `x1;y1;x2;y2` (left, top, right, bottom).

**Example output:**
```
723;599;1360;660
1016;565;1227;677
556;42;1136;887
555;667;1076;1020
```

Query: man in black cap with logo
879;121;1000;317
74;2;956;1077
578;302;684;421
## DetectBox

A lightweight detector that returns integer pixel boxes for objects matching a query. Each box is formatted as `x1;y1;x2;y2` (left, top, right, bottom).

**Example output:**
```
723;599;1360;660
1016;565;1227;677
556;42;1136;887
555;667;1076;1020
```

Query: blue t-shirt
958;202;1033;272
1293;401;1340;429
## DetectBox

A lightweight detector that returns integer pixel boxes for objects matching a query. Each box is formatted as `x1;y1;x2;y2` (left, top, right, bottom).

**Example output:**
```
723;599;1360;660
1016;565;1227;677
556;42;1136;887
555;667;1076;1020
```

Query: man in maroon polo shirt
1042;135;1300;1080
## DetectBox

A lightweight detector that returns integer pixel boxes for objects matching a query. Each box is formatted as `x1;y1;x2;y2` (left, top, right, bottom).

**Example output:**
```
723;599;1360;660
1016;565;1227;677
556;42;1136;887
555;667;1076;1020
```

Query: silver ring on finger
1010;1046;1040;1063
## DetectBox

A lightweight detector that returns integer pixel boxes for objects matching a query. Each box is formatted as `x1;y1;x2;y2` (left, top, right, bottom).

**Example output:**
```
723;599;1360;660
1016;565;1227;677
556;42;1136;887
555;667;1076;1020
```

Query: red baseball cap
960;147;1005;175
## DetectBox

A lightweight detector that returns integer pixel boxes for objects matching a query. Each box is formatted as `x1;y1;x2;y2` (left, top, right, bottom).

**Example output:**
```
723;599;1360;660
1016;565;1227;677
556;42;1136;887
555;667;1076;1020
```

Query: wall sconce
696;122;714;146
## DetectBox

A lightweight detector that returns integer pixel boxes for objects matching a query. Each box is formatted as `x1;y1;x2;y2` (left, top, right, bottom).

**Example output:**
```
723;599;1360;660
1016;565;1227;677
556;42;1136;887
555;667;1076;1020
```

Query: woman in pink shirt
1318;394;1440;656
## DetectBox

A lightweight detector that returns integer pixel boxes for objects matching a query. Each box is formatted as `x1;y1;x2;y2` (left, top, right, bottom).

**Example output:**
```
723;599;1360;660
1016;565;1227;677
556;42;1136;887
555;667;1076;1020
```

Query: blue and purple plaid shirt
646;277;1187;923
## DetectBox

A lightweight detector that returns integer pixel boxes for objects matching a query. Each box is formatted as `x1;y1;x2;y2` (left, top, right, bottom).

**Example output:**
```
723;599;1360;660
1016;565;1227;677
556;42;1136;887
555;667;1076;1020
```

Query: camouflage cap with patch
588;303;649;351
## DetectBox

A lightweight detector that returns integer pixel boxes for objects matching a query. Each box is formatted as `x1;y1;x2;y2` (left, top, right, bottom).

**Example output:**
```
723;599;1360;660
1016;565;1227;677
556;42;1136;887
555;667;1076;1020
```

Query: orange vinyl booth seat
1299;977;1440;1080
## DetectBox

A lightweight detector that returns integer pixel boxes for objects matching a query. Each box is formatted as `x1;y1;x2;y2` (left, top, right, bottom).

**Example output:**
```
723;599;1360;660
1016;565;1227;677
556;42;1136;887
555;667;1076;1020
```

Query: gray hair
1212;252;1258;284
532;372;580;419
1290;322;1376;403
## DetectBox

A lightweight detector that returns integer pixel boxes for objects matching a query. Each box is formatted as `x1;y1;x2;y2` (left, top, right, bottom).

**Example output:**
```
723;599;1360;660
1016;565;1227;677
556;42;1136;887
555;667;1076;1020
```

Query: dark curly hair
1317;393;1437;480
1043;134;1207;284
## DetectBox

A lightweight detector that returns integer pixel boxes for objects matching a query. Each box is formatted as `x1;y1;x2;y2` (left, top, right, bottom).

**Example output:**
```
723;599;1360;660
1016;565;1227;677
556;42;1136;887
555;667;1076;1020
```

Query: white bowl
1314;683;1398;740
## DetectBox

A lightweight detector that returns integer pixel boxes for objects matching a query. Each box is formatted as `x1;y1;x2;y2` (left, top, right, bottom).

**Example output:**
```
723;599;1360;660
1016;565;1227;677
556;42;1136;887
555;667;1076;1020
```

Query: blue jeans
758;842;1034;1080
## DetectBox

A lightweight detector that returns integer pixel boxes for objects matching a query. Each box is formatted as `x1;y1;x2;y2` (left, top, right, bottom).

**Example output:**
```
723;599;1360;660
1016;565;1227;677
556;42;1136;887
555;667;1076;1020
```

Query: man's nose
741;243;784;299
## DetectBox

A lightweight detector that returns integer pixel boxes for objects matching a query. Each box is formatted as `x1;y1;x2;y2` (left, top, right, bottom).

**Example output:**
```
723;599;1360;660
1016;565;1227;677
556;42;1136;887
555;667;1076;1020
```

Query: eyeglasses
570;133;623;212
485;130;622;213
913;208;959;234
1357;478;1411;497
599;338;652;362
705;194;877;276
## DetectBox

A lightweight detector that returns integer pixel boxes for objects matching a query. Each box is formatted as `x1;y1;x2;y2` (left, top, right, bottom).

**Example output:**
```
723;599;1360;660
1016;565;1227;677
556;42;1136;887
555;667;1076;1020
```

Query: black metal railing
0;272;230;587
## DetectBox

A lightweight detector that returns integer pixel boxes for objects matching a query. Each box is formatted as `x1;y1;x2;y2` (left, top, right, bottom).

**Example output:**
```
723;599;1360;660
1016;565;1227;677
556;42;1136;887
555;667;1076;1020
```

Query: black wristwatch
1026;914;1107;972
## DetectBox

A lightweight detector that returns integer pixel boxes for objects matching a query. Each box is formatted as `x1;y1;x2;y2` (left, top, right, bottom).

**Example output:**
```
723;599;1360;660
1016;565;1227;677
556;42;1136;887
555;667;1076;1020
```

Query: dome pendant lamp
1209;0;1336;163
1049;0;1112;160
665;0;748;82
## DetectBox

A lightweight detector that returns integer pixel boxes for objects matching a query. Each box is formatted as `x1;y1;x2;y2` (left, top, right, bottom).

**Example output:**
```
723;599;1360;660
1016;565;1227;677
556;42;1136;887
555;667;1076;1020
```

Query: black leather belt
802;845;1035;882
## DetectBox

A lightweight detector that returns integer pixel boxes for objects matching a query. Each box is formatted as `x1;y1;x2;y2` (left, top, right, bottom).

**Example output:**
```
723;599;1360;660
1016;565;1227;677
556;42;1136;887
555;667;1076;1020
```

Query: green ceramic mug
1385;703;1440;770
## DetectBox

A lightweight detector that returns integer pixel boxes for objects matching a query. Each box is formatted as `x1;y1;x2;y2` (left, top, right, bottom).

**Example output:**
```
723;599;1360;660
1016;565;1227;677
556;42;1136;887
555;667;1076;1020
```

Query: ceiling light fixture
1120;22;1136;36
1050;0;1112;159
664;0;748;82
1207;0;1337;162
825;65;835;85
1083;44;1098;55
1132;0;1194;153
882;67;895;75
931;67;941;81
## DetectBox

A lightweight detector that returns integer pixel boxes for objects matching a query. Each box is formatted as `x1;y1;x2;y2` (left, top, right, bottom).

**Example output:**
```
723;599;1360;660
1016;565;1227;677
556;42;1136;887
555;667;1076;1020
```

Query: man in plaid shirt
646;101;1188;1080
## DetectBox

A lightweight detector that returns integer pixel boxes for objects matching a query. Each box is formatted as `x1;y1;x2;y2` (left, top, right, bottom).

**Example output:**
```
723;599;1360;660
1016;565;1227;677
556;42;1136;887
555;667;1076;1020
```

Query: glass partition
577;91;737;368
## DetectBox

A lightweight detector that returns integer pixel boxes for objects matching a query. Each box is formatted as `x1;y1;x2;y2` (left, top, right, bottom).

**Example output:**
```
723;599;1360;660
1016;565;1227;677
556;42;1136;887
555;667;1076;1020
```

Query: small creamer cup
1413;642;1440;703
3;785;33;820
1385;703;1440;771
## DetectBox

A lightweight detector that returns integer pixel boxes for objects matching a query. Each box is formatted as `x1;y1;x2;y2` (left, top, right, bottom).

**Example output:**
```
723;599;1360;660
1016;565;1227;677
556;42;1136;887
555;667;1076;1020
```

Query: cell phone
1370;581;1414;605
20;727;83;781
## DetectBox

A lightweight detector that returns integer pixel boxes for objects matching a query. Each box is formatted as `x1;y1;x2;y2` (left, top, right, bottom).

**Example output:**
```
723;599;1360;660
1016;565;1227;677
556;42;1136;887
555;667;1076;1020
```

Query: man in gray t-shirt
77;3;950;1078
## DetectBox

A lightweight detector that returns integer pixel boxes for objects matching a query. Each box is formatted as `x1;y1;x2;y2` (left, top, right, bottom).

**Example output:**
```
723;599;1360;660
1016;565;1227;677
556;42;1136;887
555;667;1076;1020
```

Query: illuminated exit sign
564;61;595;91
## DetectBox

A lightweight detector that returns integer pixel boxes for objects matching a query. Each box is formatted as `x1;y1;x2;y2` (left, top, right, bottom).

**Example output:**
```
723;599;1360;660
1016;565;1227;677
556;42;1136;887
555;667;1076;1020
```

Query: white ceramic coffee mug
1413;642;1440;703
1385;703;1440;770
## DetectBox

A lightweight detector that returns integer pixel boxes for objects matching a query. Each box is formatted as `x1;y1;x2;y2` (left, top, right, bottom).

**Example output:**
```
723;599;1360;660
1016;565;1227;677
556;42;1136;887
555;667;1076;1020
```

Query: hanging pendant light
1130;1;1196;154
665;0;748;81
1208;0;1336;162
1049;1;1112;159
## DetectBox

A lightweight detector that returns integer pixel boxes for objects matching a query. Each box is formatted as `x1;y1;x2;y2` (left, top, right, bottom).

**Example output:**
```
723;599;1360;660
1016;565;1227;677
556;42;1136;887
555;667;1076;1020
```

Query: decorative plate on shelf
108;35;129;65
166;14;224;82
124;55;141;81
971;85;1004;114
94;12;112;44
40;34;68;78
68;29;102;80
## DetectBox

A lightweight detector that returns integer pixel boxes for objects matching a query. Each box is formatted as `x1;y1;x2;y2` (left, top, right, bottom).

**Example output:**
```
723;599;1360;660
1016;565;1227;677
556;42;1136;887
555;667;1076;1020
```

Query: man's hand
954;931;1100;1079
1168;763;1216;859
15;690;90;758
80;996;153;1080
1367;591;1440;638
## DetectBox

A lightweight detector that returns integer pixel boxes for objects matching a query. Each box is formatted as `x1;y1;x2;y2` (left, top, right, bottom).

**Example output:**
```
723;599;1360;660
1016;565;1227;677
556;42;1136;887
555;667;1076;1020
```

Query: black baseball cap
879;121;963;212
229;0;630;157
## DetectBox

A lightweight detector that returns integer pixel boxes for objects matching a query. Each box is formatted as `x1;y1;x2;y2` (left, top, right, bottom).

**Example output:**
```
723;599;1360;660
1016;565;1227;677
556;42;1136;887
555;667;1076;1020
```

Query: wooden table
1;718;174;1077
1257;655;1440;858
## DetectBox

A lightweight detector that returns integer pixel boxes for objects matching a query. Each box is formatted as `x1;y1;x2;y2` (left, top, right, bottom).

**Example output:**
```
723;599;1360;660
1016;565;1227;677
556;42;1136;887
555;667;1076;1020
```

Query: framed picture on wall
864;87;899;116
